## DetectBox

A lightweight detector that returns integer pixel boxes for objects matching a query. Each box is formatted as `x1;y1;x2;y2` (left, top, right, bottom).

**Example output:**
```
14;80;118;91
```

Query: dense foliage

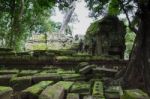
0;0;56;51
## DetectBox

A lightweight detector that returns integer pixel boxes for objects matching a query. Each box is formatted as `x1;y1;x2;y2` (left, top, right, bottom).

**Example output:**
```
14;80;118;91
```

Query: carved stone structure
85;15;126;59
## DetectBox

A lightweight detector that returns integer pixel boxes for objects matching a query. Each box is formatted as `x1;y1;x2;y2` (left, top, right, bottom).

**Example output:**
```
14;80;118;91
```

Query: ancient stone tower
85;15;126;59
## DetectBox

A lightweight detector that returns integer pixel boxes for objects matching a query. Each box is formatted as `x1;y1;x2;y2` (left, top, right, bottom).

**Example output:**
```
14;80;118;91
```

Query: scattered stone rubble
0;62;149;99
0;48;149;99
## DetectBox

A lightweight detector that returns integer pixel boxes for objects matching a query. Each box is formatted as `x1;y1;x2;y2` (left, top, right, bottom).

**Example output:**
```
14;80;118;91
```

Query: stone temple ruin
0;47;149;99
85;15;126;59
0;16;148;99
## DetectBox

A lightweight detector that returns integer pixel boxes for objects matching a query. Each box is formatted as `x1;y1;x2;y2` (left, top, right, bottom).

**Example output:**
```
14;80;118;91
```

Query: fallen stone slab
75;62;89;72
18;70;39;76
92;81;105;98
10;76;32;91
55;81;74;91
70;82;90;93
66;93;80;99
32;73;62;84
121;89;150;99
105;86;123;99
0;69;19;75
79;65;95;74
78;62;89;68
21;81;54;99
57;69;76;74
61;73;85;81
0;86;13;99
39;84;65;99
0;74;16;86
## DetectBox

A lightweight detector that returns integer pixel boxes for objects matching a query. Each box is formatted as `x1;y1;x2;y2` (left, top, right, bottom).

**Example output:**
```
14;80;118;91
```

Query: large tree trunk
7;0;24;50
59;1;76;34
118;4;150;94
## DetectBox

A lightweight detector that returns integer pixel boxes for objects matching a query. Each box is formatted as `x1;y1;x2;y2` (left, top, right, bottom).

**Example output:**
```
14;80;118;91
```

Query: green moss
61;73;83;81
86;21;100;36
92;81;104;98
105;86;123;99
0;86;13;92
32;44;48;50
39;84;65;99
55;81;74;91
57;69;75;74
56;56;112;62
70;82;90;93
67;93;79;99
23;81;54;96
18;70;39;76
32;73;62;83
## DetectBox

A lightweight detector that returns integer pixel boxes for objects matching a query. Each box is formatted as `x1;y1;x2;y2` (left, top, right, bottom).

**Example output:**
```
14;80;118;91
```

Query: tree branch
119;0;138;34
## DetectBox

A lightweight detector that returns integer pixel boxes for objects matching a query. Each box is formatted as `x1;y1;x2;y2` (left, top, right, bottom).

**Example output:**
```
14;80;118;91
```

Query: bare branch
119;0;138;34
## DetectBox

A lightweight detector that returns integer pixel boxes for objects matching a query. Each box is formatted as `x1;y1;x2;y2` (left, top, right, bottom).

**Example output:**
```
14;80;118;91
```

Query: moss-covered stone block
0;86;13;99
66;93;80;99
21;81;54;99
70;82;90;93
83;95;95;99
79;65;95;74
57;69;75;74
10;76;32;91
32;73;62;84
61;73;85;81
18;70;39;76
39;84;65;99
0;74;17;86
55;81;74;91
105;86;123;99
0;69;19;75
92;81;104;98
78;62;89;69
121;89;150;99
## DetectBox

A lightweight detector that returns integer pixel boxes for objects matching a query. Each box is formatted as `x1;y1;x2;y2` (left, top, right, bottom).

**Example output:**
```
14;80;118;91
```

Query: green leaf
108;0;120;15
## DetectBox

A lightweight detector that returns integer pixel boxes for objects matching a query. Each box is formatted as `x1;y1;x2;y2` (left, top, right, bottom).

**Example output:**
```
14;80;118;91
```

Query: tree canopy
0;0;56;51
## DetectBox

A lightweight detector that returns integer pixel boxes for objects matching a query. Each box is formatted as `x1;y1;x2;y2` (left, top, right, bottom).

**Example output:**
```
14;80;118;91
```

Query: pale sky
51;0;94;36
